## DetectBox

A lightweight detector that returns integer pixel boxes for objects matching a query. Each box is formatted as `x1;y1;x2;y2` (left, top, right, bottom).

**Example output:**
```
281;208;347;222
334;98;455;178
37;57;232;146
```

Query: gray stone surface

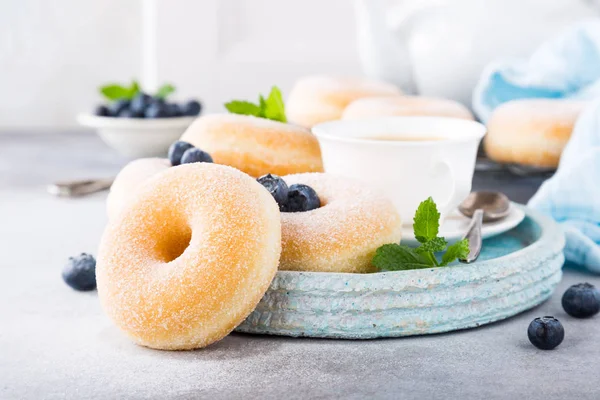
1;132;600;400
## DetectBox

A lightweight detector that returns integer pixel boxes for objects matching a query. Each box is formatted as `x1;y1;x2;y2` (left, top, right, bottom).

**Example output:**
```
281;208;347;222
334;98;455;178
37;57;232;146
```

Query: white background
0;0;360;130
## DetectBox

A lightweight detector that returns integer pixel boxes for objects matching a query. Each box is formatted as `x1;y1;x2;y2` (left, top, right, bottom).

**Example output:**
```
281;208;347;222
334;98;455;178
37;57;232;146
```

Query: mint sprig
99;81;176;101
372;197;470;271
100;80;140;101
413;197;440;243
155;83;176;99
224;86;287;123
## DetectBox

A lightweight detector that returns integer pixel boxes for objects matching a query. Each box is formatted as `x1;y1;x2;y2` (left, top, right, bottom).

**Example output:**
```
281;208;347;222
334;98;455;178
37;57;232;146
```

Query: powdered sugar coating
280;173;402;273
96;163;281;350
342;95;474;120
286;75;401;128
180;114;323;177
485;99;587;168
106;158;170;219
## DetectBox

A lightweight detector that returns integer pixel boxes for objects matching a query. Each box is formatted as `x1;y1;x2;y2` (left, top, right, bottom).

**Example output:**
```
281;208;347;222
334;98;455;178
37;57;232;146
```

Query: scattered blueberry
257;174;289;210
62;253;97;291
95;105;111;117
130;92;152;114
180;147;213;164
285;184;320;212
109;99;130;116
145;102;169;118
527;316;564;350
182;100;202;116
562;283;600;318
168;141;195;166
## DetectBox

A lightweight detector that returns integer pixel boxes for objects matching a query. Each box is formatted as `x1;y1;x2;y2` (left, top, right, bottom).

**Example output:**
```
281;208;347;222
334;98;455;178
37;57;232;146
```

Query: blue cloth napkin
472;20;600;272
528;99;600;273
472;20;600;122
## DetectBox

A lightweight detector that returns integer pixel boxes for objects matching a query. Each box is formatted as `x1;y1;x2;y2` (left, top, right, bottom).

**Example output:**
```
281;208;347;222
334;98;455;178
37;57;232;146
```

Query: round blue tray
236;206;565;339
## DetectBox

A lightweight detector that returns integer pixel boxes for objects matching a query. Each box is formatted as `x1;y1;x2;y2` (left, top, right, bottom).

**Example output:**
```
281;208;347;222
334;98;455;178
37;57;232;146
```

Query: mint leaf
413;197;440;243
373;244;433;271
440;239;470;266
224;86;287;122
99;80;140;101
415;237;447;254
129;80;140;97
263;86;287;122
373;197;471;271
99;84;132;101
155;83;175;99
225;100;262;116
258;95;268;117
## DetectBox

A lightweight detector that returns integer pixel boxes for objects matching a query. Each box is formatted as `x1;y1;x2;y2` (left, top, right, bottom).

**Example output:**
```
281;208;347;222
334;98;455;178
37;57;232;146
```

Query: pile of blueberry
257;174;320;212
168;141;213;165
527;282;600;350
95;93;202;119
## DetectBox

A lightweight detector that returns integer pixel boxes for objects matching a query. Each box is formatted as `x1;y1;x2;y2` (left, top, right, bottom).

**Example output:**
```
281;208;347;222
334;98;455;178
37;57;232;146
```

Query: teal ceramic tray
237;206;565;339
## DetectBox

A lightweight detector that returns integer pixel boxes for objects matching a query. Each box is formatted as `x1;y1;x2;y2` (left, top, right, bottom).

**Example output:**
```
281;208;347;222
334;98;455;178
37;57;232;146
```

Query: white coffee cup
312;117;486;225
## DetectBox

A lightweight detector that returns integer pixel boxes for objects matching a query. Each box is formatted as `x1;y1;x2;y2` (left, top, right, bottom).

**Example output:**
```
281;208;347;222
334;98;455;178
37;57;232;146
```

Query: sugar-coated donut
180;114;323;177
97;163;282;350
342;95;474;121
106;158;170;219
279;173;402;273
286;75;401;128
485;99;587;168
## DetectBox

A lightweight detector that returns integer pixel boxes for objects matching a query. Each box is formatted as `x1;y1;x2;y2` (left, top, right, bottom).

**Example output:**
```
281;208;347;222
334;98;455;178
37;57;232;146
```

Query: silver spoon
457;191;511;263
47;178;114;197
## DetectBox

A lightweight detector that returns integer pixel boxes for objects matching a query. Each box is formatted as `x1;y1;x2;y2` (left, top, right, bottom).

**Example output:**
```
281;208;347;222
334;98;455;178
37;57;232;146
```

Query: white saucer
401;202;526;246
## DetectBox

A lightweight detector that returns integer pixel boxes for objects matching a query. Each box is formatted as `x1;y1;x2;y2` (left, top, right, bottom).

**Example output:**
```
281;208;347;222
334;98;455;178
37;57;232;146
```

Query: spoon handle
460;208;483;264
47;178;114;197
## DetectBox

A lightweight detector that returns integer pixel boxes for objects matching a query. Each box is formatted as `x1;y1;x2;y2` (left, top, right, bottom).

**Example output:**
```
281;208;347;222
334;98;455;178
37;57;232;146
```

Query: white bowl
77;114;196;158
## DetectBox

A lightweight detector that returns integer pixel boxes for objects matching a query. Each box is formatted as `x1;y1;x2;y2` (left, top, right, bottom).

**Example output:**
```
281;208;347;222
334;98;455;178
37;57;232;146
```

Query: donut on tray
279;173;402;273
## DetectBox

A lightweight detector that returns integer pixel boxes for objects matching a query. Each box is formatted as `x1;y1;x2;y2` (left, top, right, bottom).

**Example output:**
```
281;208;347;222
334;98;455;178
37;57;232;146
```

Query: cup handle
436;160;471;218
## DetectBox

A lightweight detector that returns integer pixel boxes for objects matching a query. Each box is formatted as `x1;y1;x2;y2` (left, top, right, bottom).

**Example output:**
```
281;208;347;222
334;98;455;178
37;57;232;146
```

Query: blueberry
562;283;600;318
528;316;564;350
257;174;289;210
144;102;169;118
285;184;320;212
110;99;130;116
168;141;195;166
180;147;213;164
166;103;182;117
94;105;111;117
62;253;97;291
118;108;143;118
130;92;152;114
152;96;166;105
182;100;202;116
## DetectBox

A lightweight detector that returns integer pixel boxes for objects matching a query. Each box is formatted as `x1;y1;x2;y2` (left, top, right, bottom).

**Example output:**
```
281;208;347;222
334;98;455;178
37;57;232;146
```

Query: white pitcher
354;0;600;106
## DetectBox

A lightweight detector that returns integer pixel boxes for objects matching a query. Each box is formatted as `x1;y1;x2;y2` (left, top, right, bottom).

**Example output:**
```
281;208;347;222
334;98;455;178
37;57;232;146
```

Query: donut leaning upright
96;163;282;350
